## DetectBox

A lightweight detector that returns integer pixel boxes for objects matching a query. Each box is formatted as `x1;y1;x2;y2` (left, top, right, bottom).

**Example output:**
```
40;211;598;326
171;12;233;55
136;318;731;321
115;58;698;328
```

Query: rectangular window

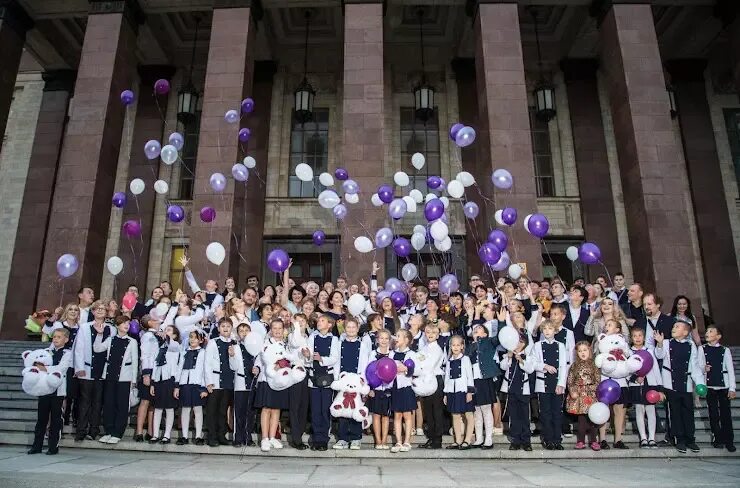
169;246;187;292
179;112;201;200
723;109;740;189
283;253;332;284
529;108;555;197
289;109;329;197
400;107;440;192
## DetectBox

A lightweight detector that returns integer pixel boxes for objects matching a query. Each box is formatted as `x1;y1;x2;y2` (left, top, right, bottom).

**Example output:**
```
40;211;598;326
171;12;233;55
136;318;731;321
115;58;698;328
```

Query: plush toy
411;351;438;397
330;372;372;429
594;333;642;379
261;341;306;391
21;349;63;397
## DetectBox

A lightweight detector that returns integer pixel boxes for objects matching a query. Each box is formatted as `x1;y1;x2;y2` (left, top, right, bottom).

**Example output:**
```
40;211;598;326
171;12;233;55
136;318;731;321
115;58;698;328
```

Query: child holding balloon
390;329;417;453
626;327;662;448
566;341;601;451
367;329;393;449
500;331;536;451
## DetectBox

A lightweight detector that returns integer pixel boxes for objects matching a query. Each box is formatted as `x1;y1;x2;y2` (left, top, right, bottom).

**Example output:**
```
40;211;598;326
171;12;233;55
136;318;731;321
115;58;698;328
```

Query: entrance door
288;253;333;285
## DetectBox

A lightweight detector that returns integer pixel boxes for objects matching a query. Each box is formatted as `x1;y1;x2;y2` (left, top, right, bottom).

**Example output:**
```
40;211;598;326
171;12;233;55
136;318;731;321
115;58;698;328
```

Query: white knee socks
194;406;203;438
474;404;494;446
181;407;191;439
164;408;174;439
474;407;484;445
153;408;163;438
482;404;494;445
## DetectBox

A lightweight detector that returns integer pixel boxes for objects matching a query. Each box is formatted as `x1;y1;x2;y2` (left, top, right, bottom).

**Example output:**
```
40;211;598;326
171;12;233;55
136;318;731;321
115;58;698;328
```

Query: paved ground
0;446;738;487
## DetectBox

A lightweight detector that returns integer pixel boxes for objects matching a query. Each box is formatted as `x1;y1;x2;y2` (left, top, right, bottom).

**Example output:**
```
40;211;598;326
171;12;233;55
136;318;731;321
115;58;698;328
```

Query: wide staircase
1;340;738;458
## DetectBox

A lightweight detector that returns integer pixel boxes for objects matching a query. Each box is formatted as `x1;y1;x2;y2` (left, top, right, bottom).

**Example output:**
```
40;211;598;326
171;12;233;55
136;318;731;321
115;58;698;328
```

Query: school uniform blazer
654;338;704;392
139;331;159;377
533;340;567;393
642;314;677;349
176;347;207;387
468;337;501;379
564;305;591;341
416;341;445;378
94;335;139;382
627;346;662;388
697;344;736;392
499;354;536;395
306;333;340;388
443;355;475;394
556;327;576;365
46;346;72;396
205;336;235;389
72;322;116;380
152;340;181;382
334;336;371;379
229;333;263;391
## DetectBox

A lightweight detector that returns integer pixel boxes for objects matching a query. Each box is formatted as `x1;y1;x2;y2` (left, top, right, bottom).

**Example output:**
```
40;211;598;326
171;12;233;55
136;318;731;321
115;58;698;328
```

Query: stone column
666;59;738;336
0;1;33;157
560;59;621;273
340;1;387;284
471;2;542;278
598;3;703;304
1;70;75;339
189;3;256;285
117;65;175;292
36;0;140;308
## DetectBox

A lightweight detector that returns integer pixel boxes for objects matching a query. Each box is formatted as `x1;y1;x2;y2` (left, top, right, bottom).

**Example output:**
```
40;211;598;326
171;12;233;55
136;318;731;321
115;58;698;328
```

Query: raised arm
180;255;202;295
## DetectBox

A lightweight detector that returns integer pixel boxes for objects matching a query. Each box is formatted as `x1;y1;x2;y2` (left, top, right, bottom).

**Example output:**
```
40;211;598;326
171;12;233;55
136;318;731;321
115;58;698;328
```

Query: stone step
0;381;23;391
0;409;36;421
0;367;22;377
0;390;34;400
0;399;37;410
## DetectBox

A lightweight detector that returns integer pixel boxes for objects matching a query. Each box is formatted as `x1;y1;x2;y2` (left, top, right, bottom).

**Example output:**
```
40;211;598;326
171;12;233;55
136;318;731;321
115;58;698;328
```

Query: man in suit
564;286;591;343
77;287;95;323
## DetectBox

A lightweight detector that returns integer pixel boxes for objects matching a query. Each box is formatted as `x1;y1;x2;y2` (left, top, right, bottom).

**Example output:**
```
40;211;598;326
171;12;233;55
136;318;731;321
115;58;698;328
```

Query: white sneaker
415;428;425;436
108;437;120;444
260;439;271;452
333;440;348;450
400;443;411;452
493;427;504;436
269;438;283;449
349;440;361;450
390;443;402;453
98;435;111;444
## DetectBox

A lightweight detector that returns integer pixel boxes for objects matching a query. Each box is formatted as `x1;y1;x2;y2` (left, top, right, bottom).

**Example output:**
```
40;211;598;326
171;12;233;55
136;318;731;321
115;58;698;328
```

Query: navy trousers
507;392;531;445
538;392;564;444
310;387;334;444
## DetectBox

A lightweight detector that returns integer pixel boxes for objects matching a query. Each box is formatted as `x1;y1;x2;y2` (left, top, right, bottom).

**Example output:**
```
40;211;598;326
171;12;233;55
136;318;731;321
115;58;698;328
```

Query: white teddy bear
261;341;306;391
411;351;438;397
594;333;642;379
330;372;372;429
21;349;64;397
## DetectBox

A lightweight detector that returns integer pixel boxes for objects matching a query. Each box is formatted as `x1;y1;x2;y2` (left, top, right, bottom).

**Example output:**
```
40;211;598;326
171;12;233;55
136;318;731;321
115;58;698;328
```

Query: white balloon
106;256;123;276
588;402;611;425
160;144;178;165
523;214;533;233
295;163;314;182
345;192;359;204
394;171;410;187
319;172;334;187
425;193;438;203
566;246;579;262
354;236;373;253
129;178;145;195
498;326;521;352
155;302;169;319
317;189;340;209
371;194;383;207
440;196;450;209
447;180;464;199
494;209;505;226
402;196;416;213
347;293;366;316
456;171;475;187
434;236;452;252
411;152;426;170
430;220;449;241
409;189;423;204
243;156;256;169
413;225;426;235
153;179;169;195
508;263;523;280
401;263;418;281
206;242;226;265
411;232;426;251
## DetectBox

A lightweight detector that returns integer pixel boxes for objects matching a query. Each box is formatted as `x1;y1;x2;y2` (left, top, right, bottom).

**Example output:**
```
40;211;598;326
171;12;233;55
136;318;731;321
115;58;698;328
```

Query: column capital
42;70;77;92
665;59;708;84
213;0;263;22
560;58;599;83
589;0;653;26
137;64;176;87
451;57;475;82
88;0;145;30
0;0;34;38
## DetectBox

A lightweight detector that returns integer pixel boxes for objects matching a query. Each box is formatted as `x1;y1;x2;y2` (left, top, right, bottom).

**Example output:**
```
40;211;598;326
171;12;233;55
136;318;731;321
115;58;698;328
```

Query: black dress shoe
310;444;318;451
144;433;152;441
208;440;219;447
544;442;553;450
291;442;309;450
232;442;245;448
46;449;58;455
195;438;205;446
176;437;188;446
727;444;736;453
245;439;256;447
148;438;160;444
553;443;564;451
133;434;144;443
317;444;328;451
712;441;723;448
160;438;171;445
600;440;610;450
687;443;700;453
676;444;687;454
218;437;230;446
523;444;532;452
509;444;520;450
418;440;431;449
27;448;42;455
613;441;629;450
428;443;442;449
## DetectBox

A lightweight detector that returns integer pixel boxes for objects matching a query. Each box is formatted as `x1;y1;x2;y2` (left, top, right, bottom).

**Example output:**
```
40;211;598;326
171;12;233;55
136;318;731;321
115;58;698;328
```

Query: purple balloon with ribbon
375;227;394;249
238;128;251;143
501;207;517;226
377;185;394;204
388;198;407;220
56;254;79;278
335;168;349;181
391;290;406;309
312;230;326;246
487;229;508;252
154;79;170;95
424;199;445;222
365;361;382;389
122;220;142;238
439;274;460;294
597;379;621;405
112;192;127;208
478;242;502;265
579;242;602;265
241;97;255;114
166;205;185;223
199;206;216;223
267;249;290;273
392;237;411;258
449;123;464;142
527;213;549;239
634;349;654;377
120;90;135;106
427;176;442;189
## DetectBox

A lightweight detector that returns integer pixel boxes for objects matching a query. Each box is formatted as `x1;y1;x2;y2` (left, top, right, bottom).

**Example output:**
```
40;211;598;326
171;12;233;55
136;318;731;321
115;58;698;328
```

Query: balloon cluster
365;357;414;389
566;242;602;265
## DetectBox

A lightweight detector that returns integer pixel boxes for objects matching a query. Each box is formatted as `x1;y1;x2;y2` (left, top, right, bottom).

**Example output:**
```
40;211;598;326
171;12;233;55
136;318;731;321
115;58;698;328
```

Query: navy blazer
637;313;676;338
467;336;501;379
564;305;591;343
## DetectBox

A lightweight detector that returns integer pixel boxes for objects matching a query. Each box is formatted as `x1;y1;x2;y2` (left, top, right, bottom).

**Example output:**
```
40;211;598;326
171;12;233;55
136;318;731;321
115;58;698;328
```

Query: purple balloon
122;220;142;238
427;176;442;189
634;349;654;377
424;199;445;222
463;201;479;219
120;90;135;106
238;128;251;142
501;207;518;226
333;204;348;220
210;173;227;192
167;205;185;223
335;168;349;181
492;169;513;190
388;198;407;220
365;361;382;388
376;357;398;384
112;192;127;208
385;278;403;292
455;126;476;148
56;254;79;278
154;79;170;95
241;97;255;114
199;206;216;223
597;379;621;405
267;249;290;273
343;179;359;194
377;185;394;204
391;290;407;309
312;230;325;246
488;229;508;252
375;227;394;249
478;242;502;265
439;274;460;294
232;163;249;182
128;319;140;336
392;237;411;258
144;140;161;160
449;123;464;142
376;290;391;306
403;358;415;371
492;251;510;271
527;213;550;239
168;132;184;151
579;242;602;265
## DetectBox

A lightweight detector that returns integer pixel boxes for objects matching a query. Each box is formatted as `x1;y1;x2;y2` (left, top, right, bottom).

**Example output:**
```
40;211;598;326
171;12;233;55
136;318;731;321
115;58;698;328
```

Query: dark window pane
289;108;330;197
723;109;740;189
529;107;555;197
400;107;440;192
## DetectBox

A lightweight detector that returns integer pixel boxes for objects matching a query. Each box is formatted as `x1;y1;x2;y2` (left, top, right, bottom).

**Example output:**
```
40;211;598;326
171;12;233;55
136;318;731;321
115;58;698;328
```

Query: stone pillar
340;1;386;284
0;1;33;156
1;70;75;339
189;4;256;286
598;3;703;305
36;0;140;308
117;65;175;292
666;59;738;338
560;59;621;273
471;2;542;278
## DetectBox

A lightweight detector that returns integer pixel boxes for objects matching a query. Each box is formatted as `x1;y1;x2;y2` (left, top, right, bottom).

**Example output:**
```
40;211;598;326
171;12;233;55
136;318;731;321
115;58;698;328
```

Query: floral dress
566;361;599;415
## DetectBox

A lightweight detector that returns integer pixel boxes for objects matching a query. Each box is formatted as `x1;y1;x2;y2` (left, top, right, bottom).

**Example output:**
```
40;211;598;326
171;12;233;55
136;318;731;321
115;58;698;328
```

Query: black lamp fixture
177;14;202;124
413;8;435;123
294;10;315;124
667;84;678;118
531;8;556;122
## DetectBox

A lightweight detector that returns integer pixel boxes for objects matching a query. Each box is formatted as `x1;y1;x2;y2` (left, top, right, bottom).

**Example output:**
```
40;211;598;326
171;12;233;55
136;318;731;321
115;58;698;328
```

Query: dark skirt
368;390;392;416
137;377;154;403
622;385;651;405
391;386;417;413
255;381;290;410
152;378;178;409
474;378;496;406
446;391;475;413
179;384;207;407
